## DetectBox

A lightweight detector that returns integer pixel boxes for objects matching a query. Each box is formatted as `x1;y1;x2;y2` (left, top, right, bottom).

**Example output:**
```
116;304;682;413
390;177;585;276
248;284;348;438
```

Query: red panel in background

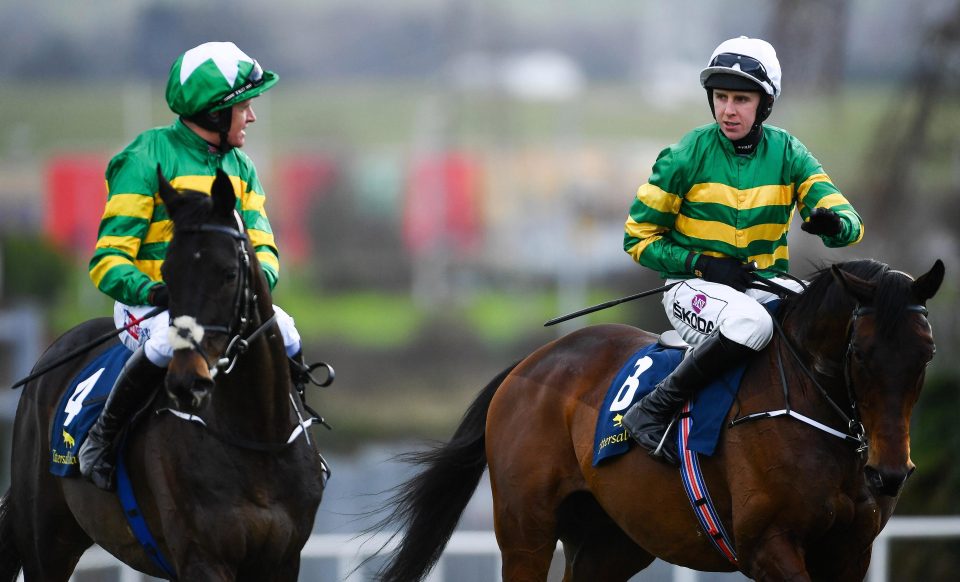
273;155;338;265
403;152;482;256
44;155;108;255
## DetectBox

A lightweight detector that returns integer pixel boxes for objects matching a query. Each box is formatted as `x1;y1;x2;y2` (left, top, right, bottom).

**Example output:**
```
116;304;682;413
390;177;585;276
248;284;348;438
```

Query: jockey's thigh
662;279;773;350
114;303;173;366
115;303;302;365
272;304;301;357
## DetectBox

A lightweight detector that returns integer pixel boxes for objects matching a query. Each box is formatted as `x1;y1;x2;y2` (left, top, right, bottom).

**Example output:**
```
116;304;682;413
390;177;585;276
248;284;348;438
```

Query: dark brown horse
372;259;944;581
0;169;326;581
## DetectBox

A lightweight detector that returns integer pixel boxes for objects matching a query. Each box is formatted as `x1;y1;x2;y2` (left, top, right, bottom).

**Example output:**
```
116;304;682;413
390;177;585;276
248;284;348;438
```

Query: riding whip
544;282;680;327
10;306;166;390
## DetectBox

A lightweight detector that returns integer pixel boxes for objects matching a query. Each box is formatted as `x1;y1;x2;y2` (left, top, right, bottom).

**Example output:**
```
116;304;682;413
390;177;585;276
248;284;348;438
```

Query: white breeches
662;276;806;350
113;302;302;366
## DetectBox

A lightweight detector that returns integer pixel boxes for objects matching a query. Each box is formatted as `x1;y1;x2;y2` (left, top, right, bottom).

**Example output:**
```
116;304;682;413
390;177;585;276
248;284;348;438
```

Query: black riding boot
78;348;165;491
621;333;756;465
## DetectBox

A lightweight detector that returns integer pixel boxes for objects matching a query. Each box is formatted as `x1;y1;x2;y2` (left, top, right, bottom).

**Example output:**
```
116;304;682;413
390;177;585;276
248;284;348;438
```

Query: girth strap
678;402;739;566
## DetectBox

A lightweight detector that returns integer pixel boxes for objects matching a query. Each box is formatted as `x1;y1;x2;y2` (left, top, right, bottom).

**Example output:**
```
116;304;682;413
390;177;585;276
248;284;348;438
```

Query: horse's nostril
865;466;910;497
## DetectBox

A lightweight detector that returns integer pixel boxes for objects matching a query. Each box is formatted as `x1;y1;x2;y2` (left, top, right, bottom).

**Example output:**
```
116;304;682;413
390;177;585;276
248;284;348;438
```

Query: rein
164;221;324;455
731;285;931;455
170;222;264;379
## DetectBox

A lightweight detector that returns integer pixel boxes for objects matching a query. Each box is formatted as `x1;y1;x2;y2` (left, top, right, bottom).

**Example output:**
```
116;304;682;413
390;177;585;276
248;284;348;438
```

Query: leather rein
730;279;930;457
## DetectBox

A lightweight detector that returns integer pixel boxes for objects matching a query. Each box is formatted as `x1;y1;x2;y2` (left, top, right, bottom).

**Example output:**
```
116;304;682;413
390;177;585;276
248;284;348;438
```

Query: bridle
161;221;327;463
731;281;931;457
170;223;277;378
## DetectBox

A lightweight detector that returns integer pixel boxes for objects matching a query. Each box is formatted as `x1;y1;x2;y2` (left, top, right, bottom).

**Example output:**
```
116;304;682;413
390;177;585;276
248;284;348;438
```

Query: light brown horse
372;258;943;581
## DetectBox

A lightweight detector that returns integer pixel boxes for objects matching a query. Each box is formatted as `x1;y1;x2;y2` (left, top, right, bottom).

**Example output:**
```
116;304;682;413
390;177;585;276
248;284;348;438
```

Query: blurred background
0;0;958;580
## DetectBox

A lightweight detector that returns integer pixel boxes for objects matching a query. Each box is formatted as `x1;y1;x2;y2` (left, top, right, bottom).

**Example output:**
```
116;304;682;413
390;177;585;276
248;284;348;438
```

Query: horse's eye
224;269;238;281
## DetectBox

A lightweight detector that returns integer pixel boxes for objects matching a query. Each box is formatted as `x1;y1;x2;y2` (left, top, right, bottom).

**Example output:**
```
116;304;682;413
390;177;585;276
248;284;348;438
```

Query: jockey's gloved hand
147;283;169;308
694;255;754;292
801;207;842;236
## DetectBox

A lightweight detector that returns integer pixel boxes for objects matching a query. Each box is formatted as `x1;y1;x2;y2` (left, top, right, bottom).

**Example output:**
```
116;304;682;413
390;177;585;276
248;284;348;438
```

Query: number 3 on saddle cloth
50;343;134;477
592;338;747;467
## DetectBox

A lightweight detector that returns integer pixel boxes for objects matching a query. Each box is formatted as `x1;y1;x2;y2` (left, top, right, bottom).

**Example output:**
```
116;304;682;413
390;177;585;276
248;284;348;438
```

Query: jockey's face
712;89;760;141
226;99;256;148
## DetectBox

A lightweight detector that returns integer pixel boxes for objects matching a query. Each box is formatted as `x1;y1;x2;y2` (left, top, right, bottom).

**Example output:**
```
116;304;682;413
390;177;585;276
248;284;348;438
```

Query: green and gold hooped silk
624;124;863;280
90;120;279;306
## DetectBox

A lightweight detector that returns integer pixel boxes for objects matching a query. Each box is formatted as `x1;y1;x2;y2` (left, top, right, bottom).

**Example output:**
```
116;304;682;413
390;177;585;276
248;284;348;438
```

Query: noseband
170;223;277;378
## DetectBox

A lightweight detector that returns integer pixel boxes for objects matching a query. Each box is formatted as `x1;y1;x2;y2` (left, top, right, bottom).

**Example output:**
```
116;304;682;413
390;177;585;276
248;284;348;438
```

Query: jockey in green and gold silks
79;42;315;493
619;36;865;466
89;118;280;306
624;123;863;281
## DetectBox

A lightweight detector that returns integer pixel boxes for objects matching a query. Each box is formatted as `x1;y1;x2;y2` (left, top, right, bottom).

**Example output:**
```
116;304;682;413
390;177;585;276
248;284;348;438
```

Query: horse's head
156;166;262;410
829;259;944;497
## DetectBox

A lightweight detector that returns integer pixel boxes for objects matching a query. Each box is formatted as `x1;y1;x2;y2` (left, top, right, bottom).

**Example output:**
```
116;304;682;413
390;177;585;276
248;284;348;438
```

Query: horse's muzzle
865;464;915;497
166;350;215;410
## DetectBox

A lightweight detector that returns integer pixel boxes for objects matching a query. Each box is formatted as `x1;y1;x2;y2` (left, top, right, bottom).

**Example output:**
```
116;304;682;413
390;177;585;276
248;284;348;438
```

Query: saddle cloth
592;340;747;466
50;343;132;477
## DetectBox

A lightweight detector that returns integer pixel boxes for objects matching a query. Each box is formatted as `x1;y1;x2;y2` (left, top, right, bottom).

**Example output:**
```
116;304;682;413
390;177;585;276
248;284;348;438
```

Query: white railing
36;516;960;581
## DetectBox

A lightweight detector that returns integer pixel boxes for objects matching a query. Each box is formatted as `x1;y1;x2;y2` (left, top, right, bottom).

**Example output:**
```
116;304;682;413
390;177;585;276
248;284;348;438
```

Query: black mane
781;259;916;338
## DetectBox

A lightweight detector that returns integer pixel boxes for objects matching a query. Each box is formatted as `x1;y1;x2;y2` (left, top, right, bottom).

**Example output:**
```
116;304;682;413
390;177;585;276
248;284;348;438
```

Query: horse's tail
0;490;22;582
371;362;518;582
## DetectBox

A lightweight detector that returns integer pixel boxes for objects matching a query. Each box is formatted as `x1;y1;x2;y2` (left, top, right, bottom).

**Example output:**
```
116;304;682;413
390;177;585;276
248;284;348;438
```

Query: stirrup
652;416;677;458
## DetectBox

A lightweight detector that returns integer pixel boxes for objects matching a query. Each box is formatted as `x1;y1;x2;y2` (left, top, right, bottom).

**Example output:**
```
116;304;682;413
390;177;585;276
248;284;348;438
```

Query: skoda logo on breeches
673;294;717;335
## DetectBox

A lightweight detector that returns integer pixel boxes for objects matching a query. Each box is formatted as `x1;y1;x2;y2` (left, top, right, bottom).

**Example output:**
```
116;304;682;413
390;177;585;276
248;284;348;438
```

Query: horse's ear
912;259;945;303
156;165;178;207
832;265;875;305
211;168;237;219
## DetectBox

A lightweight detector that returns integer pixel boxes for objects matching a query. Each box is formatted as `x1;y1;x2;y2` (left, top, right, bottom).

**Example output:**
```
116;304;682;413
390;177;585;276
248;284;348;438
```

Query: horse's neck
209;301;292;441
779;313;850;386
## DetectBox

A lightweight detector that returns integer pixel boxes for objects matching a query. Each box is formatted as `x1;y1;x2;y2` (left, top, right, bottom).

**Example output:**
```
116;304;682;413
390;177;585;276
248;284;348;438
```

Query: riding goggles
215;60;265;108
708;53;772;87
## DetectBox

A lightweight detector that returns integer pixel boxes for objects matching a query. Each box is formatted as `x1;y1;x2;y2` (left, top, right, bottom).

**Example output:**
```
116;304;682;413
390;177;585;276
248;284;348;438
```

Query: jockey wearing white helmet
699;36;782;154
620;37;864;465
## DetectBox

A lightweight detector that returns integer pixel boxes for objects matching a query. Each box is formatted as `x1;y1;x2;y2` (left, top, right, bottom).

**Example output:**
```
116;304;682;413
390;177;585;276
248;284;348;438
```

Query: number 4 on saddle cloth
593;334;747;466
50;344;133;477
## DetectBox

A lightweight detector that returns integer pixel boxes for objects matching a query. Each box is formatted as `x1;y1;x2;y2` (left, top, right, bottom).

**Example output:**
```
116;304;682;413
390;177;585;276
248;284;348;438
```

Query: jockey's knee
718;306;773;351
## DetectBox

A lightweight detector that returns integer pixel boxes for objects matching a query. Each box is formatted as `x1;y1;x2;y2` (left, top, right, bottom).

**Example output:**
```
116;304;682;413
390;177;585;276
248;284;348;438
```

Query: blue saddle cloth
50;343;132;477
592;341;746;466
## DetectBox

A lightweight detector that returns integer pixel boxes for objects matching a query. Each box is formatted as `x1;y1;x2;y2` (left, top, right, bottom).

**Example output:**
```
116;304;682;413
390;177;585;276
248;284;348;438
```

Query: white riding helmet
700;36;781;99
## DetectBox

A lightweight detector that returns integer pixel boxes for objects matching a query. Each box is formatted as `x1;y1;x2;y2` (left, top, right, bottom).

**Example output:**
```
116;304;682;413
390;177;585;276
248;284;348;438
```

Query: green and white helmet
166;41;279;117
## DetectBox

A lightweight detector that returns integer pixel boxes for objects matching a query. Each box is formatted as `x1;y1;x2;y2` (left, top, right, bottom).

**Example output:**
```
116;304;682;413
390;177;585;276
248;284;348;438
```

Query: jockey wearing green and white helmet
620;36;864;465
81;42;317;492
166;41;279;153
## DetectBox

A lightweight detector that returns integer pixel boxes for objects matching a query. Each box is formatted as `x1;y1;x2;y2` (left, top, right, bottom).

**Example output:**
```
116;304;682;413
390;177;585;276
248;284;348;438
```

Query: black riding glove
147;283;169;308
800;207;842;236
693;255;753;292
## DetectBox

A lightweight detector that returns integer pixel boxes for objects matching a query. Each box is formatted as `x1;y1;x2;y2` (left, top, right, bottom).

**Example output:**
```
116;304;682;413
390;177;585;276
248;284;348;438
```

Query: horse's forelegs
746;531;812;582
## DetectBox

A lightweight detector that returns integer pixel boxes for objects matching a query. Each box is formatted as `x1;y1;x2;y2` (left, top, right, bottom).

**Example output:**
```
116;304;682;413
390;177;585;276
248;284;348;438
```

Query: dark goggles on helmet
708;53;772;87
215;60;265;108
